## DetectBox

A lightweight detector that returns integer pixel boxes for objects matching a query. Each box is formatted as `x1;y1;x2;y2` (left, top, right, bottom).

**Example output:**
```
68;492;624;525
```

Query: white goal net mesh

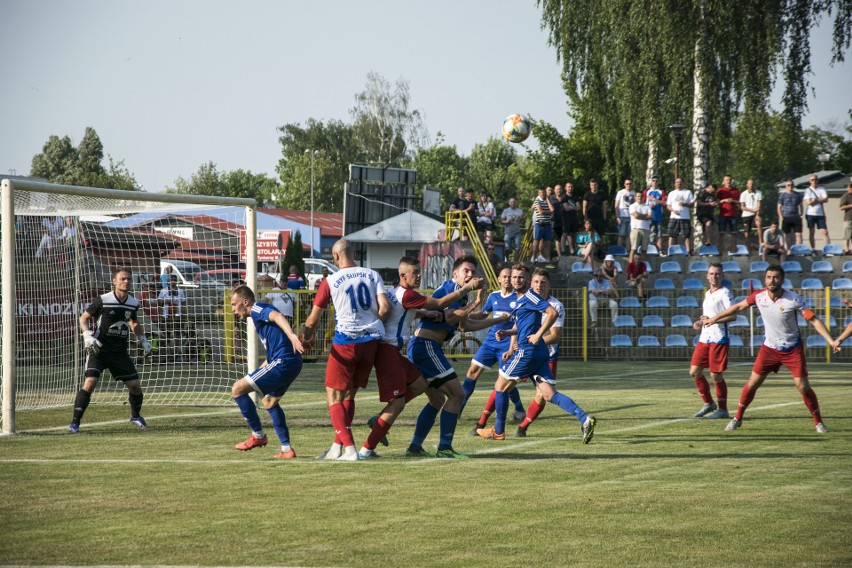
2;185;255;418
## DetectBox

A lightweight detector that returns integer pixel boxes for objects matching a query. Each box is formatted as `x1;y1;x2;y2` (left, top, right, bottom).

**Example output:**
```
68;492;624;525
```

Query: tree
467;137;523;207
281;230;305;282
167;162;279;204
408;133;470;210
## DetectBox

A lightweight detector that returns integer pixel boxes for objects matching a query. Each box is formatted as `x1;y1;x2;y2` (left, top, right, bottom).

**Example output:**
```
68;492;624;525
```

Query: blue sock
551;392;588;424
460;377;477;413
410;403;440;449
234;394;263;433
494;391;509;435
267;404;290;446
437;409;459;451
509;388;525;412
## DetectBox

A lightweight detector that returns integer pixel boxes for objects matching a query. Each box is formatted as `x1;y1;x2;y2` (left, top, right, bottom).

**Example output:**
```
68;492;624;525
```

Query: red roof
174;214;244;235
259;209;343;237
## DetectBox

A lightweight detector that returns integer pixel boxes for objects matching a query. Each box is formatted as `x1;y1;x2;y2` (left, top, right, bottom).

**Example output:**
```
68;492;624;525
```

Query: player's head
764;265;785;292
452;255;477;285
706;262;723;287
230;285;256;319
530;267;551;298
398;256;421;289
112;268;132;292
510;263;530;293
497;266;512;292
331;239;354;268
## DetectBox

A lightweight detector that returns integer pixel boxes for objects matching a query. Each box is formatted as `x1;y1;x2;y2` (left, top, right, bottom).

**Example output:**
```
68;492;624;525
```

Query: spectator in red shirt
717;175;741;253
626;253;648;299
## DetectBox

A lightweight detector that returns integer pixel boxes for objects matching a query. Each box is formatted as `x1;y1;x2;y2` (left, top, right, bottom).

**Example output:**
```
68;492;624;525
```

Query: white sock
280;444;291;453
252;430;265;439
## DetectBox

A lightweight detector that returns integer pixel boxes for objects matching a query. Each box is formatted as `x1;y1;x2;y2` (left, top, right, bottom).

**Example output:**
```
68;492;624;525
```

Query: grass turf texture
1;361;850;567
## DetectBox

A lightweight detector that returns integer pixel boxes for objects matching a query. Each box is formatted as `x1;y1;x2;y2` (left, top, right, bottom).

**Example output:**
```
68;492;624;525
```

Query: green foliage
166;161;278;204
408;134;470;210
523;116;607;195
281;230;305;283
467;137;522;206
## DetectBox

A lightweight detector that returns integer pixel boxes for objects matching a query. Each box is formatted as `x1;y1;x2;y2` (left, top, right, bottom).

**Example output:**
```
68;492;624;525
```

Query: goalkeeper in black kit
68;267;153;433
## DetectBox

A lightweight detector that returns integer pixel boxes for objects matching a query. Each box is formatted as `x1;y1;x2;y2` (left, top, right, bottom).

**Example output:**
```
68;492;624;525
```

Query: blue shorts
806;215;827;230
499;344;554;383
534;224;553;241
617;217;631;237
407;336;456;383
472;340;511;369
718;216;738;234
245;357;302;398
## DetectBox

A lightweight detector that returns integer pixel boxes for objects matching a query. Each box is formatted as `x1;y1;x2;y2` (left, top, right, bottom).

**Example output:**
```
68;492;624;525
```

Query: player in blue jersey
459;266;527;425
405;255;508;459
229;285;304;459
476;268;596;443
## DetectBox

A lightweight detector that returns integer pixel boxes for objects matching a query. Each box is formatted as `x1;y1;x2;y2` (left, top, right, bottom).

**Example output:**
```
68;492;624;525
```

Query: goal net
1;179;259;433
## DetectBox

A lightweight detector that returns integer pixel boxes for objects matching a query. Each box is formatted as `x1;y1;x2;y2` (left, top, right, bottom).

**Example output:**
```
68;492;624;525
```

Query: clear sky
2;0;849;193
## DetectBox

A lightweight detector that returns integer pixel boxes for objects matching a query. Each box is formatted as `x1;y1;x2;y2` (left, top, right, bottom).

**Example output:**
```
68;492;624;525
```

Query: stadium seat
610;334;633;347
676;295;699;308
688;260;708;273
810;260;833;273
756;315;764;327
665;334;689;347
671;315;692;327
733;295;747;303
843;338;852;348
728;244;750;256
613;315;637;328
831;296;843;308
619;296;641;308
697;244;720;256
682;278;703;290
781;260;803;273
822;243;843;256
572;261;593;273
729;314;749;327
844;315;852;327
607;245;628;257
782;278;793;290
806;335;827;348
653;278;675;290
801;277;825;290
721;278;734;289
843;261;852;273
797;314;807;327
729;335;744;347
643;261;653;273
659;261;682;274
693;335;700;346
749;260;769;273
721;261;742;273
751;334;765;347
667;245;687;256
642;315;664;327
645;244;660;257
815;315;837;327
638;335;660;347
741;278;762;290
646;296;670;308
789;244;813;256
832;278;852;290
803;297;816;309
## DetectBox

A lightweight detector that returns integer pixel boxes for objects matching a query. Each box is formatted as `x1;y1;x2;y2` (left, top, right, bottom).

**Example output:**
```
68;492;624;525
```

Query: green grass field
1;361;850;567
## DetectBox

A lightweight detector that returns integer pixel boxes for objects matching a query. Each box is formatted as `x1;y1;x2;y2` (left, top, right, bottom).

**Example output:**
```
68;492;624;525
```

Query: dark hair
511;263;531;274
112;267;132;279
399;256;420;267
232;285;255;302
708;261;723;271
531;267;550;281
453;255;478;270
766;264;785;279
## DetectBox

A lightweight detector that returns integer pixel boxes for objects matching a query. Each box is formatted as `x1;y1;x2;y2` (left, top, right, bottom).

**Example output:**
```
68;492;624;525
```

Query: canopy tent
344;210;444;243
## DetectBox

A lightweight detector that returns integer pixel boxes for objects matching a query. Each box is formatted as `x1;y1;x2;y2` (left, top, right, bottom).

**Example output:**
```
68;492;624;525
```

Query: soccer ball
502;114;532;143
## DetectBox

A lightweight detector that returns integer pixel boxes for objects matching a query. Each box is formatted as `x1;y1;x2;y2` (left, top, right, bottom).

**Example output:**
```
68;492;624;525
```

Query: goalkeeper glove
140;335;153;357
83;330;101;355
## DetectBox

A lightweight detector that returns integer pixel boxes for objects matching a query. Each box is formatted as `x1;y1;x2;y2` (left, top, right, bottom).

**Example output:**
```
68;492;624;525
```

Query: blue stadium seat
613;315;637;327
728;244;750;257
721;261;742;273
610;334;633;347
729;314;749;327
638;335;661;347
756;316;764;327
688;261;708;273
667;244;688;256
676;295;699;308
572;261;593;273
697;244;720;257
645;244;660;257
831;296;843;308
671;315;692;327
733;295;747;303
741;278;762;290
797;314;807;327
810;260;833;273
729;335;744;347
682;278;703;290
693;335;700;346
781;260;803;273
801;278;825;290
789;244;812;256
806;335;827;348
660;261;682;274
843;338;852;348
721;279;734;289
665;334;689;347
607;245;628;257
642;315;664;327
823;243;843;256
654;278;675;290
751;334;765;347
619;296;641;308
643;261;653;273
646;296;670;308
803;297;816;309
816;315;837;327
832;278;852;290
749;260;769;273
843;261;852;273
844;315;852;327
782;278;793;290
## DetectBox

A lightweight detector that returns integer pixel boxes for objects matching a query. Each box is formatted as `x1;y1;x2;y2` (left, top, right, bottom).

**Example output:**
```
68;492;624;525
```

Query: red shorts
690;342;729;374
374;343;421;402
753;343;808;378
325;341;378;392
549;359;557;377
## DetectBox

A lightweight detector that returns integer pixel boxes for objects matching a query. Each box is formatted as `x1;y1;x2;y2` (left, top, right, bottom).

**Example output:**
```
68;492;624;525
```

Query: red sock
333;399;356;444
328;402;355;447
735;384;757;421
477;391;497;427
364;416;391;451
715;380;728;410
801;387;822;424
694;375;713;404
519;399;546;429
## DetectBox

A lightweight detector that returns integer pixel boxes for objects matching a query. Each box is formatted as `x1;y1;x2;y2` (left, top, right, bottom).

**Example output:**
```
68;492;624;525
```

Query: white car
303;258;337;289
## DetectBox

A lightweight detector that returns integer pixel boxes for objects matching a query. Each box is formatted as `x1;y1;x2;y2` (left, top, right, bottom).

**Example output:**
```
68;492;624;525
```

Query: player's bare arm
705;299;749;326
377;291;391;322
302;305;325;344
495;326;517;342
459;313;510;333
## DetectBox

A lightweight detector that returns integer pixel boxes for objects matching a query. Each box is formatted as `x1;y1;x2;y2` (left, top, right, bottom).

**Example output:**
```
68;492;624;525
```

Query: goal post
1;178;258;435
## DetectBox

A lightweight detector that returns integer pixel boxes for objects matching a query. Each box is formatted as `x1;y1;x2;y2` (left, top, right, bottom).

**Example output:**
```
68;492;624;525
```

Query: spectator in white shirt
588;269;618;327
739;179;762;250
804;175;831;250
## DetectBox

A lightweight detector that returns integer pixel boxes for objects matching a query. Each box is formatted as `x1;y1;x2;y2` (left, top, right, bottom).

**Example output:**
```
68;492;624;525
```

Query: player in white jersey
359;256;485;458
689;263;736;419
705;265;833;433
302;239;390;461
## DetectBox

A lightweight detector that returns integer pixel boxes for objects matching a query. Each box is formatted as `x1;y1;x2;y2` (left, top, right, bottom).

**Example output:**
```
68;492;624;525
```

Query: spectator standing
450;186;475;237
666;177;696;255
717;175;741;254
740;179;763;250
614;179;636;250
532;187;554;263
582;179;609;242
588;268;618;327
551;185;566;257
500;197;524;262
266;277;295;319
762;221;788;263
286;265;305;290
561;183;582;256
161;265;172;290
644;176;667;254
695;183;719;249
628;190;652;263
803;174;831;250
777;179;804;249
475;191;495;242
35;215;63;258
839;182;852;255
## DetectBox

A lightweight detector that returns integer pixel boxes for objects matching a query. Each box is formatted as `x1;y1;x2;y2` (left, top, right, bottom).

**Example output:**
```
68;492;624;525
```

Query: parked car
160;260;227;317
199;269;246;287
304;258;337;289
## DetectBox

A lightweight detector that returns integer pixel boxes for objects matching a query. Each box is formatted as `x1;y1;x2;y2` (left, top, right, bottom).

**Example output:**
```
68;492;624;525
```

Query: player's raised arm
705;297;750;326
